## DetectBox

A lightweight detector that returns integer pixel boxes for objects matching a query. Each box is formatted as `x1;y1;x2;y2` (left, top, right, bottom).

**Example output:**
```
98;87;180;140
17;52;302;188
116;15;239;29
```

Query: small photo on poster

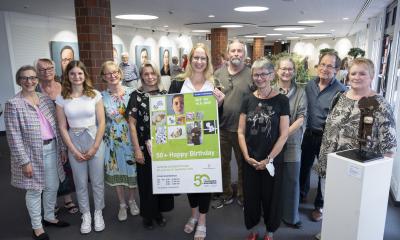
152;112;166;126
167;94;185;115
176;115;186;125
167;115;176;125
186;121;202;145
203;120;217;134
186;112;195;121
156;126;167;144
195;112;204;120
150;96;166;111
168;125;186;139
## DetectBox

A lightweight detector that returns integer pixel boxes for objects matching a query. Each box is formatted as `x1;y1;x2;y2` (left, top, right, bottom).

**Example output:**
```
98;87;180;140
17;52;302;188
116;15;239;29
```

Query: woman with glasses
238;58;289;240
169;43;224;240
5;65;69;240
275;58;307;229
100;61;140;222
36;58;79;215
126;61;174;230
56;60;106;234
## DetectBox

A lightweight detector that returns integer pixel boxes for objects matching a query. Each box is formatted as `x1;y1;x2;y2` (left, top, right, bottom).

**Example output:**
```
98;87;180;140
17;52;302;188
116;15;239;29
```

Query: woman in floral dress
100;61;139;221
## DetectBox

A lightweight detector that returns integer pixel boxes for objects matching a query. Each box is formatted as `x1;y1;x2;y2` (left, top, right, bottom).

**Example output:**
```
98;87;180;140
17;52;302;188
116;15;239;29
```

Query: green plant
348;47;365;58
268;52;311;85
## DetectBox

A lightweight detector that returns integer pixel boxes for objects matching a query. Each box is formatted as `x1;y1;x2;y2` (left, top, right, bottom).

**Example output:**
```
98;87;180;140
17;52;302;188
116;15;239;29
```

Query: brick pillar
74;0;113;90
210;28;228;70
273;41;283;55
252;37;264;61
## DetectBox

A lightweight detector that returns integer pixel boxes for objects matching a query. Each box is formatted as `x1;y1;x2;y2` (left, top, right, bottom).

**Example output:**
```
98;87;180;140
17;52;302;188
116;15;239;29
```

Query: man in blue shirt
119;52;140;89
299;52;346;222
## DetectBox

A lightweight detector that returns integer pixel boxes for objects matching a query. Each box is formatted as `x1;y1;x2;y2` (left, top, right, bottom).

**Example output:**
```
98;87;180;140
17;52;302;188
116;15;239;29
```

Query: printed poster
149;92;222;194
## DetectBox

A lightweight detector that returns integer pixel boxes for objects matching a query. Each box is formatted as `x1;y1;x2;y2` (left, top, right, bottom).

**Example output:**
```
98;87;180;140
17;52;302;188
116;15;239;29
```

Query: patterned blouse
315;93;397;178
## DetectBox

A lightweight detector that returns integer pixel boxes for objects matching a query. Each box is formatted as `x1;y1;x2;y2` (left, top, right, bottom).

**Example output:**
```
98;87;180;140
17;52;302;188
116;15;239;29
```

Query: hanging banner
149;91;222;194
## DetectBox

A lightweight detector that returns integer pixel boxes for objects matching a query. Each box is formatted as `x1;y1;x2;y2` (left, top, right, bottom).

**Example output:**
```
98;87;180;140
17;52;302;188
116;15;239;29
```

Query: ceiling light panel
221;24;243;28
116;14;158;20
274;27;304;31
298;20;324;24
234;6;269;12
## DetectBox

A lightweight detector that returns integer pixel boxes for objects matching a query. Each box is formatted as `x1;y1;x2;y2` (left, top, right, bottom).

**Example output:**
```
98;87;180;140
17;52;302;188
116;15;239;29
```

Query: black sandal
64;201;79;214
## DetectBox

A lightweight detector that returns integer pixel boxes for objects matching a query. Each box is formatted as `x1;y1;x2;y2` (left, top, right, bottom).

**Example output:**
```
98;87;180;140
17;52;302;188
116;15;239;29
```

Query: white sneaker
94;210;105;232
80;212;92;234
118;205;128;221
129;200;140;216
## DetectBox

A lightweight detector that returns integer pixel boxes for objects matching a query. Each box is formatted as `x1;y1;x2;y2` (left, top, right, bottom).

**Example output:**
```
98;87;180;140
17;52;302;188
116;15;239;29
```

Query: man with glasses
299;52;346;222
213;40;252;209
119;52;140;89
60;46;75;75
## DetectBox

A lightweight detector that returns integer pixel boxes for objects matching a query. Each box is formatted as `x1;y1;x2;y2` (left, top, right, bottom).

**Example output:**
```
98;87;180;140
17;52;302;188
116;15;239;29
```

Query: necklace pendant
258;102;262;107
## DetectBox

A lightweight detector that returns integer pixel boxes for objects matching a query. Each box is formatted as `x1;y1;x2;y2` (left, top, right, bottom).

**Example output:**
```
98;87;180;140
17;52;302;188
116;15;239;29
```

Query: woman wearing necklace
5;65;69;240
100;61;139;222
312;59;396;240
275;58;307;229
56;60;106;234
169;43;224;240
126;61;174;229
238;58;289;240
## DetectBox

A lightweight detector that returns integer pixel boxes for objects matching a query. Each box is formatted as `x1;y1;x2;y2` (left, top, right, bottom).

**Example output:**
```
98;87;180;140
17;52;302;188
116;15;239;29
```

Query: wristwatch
267;155;273;163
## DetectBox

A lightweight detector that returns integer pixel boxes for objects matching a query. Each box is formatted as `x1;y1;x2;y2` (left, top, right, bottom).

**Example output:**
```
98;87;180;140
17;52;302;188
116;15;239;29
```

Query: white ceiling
0;0;393;42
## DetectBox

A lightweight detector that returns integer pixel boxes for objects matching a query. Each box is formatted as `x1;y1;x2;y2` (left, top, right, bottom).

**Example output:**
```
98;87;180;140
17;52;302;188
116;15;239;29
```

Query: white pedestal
321;151;393;240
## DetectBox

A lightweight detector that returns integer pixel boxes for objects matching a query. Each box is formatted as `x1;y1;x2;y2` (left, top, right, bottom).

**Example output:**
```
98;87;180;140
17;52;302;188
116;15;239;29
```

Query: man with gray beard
213;40;253;208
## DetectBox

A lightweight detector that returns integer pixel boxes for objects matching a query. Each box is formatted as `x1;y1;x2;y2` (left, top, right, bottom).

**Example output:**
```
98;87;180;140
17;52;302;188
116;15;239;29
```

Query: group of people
4;38;397;240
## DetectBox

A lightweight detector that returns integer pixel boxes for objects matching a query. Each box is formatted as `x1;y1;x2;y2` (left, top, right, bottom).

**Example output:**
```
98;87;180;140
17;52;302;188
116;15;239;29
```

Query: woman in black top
238;58;289;240
126;62;174;229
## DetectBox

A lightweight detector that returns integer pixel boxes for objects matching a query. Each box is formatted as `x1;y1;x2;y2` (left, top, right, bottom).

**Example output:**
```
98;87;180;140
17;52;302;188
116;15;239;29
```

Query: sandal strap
194;225;206;238
188;217;198;224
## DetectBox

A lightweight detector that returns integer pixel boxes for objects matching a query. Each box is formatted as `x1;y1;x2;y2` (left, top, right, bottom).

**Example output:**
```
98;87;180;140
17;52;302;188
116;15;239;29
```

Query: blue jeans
26;140;59;229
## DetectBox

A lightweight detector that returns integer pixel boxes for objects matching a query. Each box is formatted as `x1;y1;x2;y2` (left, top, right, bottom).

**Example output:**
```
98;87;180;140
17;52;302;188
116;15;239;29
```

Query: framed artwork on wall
50;41;80;78
135;45;151;69
159;47;172;76
113;44;123;64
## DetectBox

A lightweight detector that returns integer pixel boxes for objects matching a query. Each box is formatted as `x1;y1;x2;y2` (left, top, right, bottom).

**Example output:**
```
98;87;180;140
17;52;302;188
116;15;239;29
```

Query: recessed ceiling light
298;20;324;24
244;35;266;38
116;14;158;20
342;17;349;20
303;34;328;37
330;29;335;32
221;24;243;28
163;25;168;28
274;27;304;31
234;6;269;12
266;33;282;36
208;15;215;18
192;30;210;33
287;36;300;39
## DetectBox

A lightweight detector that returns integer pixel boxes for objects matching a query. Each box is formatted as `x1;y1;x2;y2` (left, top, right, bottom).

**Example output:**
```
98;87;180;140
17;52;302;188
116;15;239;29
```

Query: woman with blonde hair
126;61;174;229
56;60;106;234
169;43;224;240
100;61;139;221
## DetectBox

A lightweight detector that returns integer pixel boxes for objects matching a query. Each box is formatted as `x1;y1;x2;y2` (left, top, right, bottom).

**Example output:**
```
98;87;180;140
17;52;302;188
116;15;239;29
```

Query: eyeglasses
61;58;73;63
38;67;54;73
192;56;207;62
103;71;119;77
252;72;273;79
19;76;39;82
279;68;294;72
319;63;335;70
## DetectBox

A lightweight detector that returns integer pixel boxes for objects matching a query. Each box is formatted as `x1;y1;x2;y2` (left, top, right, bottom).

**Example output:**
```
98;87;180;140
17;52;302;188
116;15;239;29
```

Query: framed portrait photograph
50;41;80;78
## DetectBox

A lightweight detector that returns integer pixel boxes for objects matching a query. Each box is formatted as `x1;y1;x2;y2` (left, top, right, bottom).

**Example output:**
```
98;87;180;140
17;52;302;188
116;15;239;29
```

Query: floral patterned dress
102;86;137;187
315;93;397;178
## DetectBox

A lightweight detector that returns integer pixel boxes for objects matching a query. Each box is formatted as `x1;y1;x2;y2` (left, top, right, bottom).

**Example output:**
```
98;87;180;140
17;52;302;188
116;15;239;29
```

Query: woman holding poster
126;62;174;230
169;43;224;240
237;58;289;240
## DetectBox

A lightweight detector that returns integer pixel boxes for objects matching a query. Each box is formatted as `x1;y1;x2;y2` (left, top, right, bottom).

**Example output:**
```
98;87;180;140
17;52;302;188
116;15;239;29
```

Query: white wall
0;11;197;131
290;37;354;71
